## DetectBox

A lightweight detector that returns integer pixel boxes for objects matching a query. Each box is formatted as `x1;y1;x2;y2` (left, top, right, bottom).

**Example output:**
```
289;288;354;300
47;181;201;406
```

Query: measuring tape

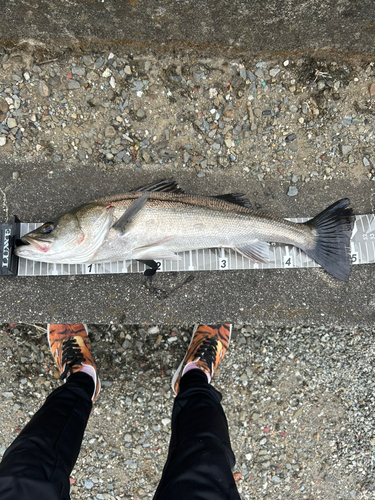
1;214;370;276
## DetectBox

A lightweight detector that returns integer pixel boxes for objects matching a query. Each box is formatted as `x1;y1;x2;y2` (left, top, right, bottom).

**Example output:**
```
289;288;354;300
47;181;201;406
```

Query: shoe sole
171;323;232;393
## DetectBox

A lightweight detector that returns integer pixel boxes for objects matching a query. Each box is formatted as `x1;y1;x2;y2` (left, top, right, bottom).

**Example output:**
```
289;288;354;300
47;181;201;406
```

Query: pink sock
80;365;97;383
182;362;211;382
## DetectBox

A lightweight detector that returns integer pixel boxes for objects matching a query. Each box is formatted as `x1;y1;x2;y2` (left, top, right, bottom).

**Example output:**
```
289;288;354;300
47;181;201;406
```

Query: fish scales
93;193;313;263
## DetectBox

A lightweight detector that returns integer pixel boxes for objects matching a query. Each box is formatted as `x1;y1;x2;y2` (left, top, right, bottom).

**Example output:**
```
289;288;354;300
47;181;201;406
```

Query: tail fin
302;199;353;281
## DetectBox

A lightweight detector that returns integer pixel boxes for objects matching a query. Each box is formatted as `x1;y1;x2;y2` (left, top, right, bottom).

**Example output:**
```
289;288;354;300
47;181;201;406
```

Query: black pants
0;370;240;500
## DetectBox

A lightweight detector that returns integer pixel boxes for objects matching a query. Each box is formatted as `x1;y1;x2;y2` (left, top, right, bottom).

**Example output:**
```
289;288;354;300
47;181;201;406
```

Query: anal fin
234;242;270;263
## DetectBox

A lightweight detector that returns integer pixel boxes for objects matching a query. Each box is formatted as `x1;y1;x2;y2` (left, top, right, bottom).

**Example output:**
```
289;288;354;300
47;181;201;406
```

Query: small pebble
7;118;17;128
269;68;280;77
52;154;62;163
38;81;50;97
341;145;352;155
285;133;296;143
68;79;80;90
105;126;116;138
136;109;146;119
287;186;298;197
85;479;94;490
72;66;86;76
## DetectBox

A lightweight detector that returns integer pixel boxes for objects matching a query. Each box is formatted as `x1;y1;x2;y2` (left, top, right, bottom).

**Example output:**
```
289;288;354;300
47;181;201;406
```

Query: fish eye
41;222;55;234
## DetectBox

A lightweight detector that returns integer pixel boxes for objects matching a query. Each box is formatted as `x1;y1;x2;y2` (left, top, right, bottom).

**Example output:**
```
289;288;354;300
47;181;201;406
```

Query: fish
15;179;354;280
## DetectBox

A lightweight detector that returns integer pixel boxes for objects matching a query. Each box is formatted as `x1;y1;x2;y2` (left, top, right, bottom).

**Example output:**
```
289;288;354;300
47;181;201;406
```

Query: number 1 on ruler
85;264;94;274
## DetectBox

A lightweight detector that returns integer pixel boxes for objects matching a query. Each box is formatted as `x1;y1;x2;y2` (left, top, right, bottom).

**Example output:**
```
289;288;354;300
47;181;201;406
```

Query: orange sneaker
47;324;100;402
172;324;232;395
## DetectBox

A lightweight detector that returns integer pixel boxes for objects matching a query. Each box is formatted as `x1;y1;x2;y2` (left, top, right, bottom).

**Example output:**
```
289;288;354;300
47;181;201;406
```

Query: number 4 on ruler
284;255;293;267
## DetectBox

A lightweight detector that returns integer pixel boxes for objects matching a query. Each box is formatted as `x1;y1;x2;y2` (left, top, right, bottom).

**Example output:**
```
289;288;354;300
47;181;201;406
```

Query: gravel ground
0;49;375;188
0;323;374;500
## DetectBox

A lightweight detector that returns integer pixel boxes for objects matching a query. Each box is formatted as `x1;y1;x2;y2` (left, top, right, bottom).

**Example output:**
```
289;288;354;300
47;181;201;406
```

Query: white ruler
17;215;375;276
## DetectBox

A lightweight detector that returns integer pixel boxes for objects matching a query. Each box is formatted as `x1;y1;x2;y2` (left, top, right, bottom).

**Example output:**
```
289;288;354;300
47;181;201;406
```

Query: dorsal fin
132;179;184;194
213;193;253;209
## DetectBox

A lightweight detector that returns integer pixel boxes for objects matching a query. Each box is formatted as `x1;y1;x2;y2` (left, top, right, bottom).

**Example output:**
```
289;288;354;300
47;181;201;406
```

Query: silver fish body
91;192;312;261
15;183;353;280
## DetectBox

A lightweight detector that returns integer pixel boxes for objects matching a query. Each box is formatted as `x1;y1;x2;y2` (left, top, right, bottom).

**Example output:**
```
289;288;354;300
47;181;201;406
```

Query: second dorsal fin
213;193;253;209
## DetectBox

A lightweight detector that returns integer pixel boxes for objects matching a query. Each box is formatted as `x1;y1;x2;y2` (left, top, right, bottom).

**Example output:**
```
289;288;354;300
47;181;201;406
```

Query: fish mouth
16;236;51;254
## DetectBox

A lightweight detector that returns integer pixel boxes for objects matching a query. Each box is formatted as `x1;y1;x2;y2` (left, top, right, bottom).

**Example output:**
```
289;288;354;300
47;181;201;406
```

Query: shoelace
196;338;218;372
60;338;85;380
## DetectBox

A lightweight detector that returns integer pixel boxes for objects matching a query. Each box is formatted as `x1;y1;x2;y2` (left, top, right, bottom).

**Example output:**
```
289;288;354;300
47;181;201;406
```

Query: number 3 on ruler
220;258;227;269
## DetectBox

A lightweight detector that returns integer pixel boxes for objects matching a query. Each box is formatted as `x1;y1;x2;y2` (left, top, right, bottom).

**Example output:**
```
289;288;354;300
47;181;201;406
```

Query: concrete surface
1;0;375;57
0;2;375;325
0;165;374;326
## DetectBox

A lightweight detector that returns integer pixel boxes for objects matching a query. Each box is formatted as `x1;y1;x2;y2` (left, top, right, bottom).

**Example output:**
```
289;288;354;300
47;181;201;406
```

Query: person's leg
154;324;241;500
0;324;100;500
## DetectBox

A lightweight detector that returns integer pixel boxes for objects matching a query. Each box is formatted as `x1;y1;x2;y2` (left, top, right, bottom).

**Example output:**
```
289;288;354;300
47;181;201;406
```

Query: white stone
7;117;17;128
0;137;6;147
102;68;112;78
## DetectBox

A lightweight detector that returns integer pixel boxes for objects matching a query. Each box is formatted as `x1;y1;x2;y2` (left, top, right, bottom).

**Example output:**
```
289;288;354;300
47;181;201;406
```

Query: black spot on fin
301;199;354;281
113;193;149;233
137;259;159;276
235;242;269;263
213;193;253;209
132;178;184;194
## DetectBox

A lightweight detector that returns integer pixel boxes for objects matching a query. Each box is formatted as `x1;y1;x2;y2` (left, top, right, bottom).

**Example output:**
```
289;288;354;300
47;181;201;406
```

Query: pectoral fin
234;242;270;263
113;193;150;234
